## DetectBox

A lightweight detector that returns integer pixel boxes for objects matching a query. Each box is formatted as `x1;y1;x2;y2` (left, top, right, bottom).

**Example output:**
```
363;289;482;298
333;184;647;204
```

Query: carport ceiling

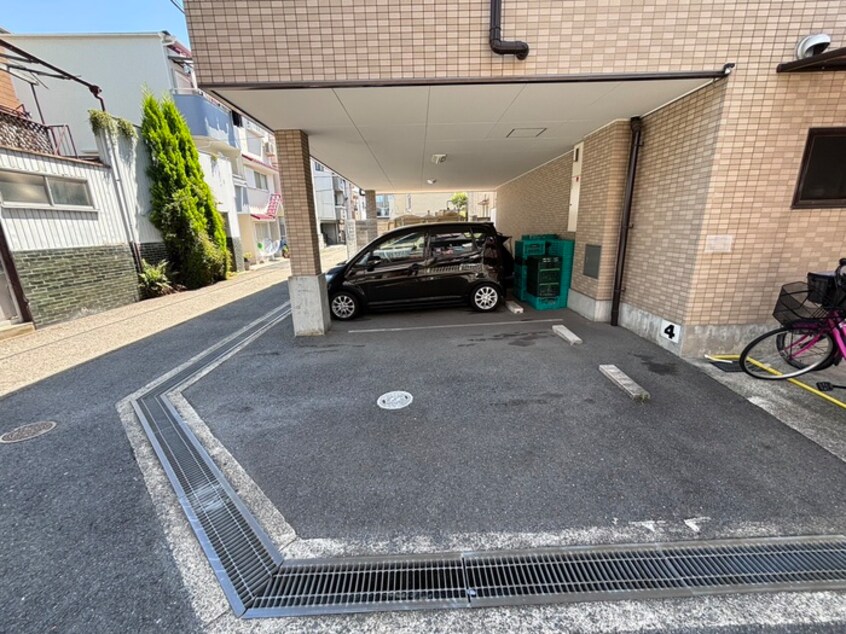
214;78;715;192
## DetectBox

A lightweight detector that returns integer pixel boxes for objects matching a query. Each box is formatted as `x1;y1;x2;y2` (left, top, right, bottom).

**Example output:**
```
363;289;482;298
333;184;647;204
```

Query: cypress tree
141;94;229;288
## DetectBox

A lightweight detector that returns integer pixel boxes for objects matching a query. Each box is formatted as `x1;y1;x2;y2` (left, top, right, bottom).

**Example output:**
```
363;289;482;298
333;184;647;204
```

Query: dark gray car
325;222;513;320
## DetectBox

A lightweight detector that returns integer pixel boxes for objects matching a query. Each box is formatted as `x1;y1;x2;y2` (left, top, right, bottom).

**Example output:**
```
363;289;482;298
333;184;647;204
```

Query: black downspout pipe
490;0;529;60
610;116;644;327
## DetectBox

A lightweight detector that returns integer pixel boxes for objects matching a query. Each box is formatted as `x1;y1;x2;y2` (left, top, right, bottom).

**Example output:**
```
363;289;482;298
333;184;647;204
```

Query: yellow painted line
705;353;846;410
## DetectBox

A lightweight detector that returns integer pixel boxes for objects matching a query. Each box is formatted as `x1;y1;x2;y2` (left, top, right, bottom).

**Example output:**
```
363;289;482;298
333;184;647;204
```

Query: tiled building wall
189;0;846;344
569;121;630;302
495;153;573;246
186;1;841;87
687;74;846;327
0;69;18;110
275;130;321;276
623;81;727;324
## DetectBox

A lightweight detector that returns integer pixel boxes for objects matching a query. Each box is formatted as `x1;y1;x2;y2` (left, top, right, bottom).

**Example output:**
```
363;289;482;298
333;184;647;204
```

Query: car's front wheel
330;291;361;320
470;283;501;312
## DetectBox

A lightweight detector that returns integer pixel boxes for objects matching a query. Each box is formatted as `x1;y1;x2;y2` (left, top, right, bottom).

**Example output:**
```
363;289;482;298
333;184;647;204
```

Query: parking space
185;304;846;556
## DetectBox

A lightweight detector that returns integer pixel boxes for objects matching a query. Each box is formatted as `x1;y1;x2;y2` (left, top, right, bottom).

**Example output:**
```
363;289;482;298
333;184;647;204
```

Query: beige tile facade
688;71;846;327
625;81;727;324
275;130;321;276
188;1;846;351
0;70;18;110
186;1;839;85
568;121;631;302
495;153;573;243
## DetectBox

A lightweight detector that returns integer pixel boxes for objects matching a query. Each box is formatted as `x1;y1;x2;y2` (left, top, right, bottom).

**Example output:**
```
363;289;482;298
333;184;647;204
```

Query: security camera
795;34;831;60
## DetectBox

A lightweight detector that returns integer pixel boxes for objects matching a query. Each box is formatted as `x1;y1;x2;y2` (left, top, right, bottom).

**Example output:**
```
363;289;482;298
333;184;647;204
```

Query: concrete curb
505;300;524;314
599;364;650;401
553;324;583;345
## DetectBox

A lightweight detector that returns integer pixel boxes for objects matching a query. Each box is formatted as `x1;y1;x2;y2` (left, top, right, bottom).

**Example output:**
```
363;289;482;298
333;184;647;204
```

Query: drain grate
242;537;846;617
249;555;468;617
132;306;290;614
463;538;846;608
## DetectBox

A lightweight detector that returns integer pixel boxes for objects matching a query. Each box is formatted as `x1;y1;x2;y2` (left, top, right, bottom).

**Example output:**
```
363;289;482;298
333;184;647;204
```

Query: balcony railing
0;106;78;157
171;88;237;148
244;186;270;214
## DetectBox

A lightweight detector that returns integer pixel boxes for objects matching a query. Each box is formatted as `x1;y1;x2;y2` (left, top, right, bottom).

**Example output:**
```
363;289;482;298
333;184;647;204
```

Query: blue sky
2;0;190;44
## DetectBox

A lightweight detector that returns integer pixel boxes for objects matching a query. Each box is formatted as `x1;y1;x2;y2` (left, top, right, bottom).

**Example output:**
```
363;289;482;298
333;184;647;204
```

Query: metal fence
0;106;78;157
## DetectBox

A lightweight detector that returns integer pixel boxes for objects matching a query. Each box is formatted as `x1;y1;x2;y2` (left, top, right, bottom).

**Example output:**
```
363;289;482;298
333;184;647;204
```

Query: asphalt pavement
3;289;846;633
0;282;290;633
188;306;846;551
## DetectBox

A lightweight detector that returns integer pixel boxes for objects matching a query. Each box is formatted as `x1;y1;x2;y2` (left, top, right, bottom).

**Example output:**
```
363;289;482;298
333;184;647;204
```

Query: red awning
250;213;276;221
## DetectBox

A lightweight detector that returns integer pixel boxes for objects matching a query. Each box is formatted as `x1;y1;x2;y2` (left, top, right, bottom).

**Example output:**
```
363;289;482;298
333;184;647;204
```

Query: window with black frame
793;128;846;208
429;230;484;259
368;231;427;265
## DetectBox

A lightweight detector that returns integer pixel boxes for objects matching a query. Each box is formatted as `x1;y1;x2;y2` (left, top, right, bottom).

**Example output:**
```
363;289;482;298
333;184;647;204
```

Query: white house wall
0;148;128;251
103;131;161;244
198;150;241;245
0;147;140;326
8;33;173;155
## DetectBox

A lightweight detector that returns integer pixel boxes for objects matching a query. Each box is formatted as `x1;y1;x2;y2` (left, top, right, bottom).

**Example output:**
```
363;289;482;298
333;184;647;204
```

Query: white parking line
348;318;563;333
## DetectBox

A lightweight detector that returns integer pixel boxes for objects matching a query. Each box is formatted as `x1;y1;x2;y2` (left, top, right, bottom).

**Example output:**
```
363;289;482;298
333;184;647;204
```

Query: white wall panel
0;148;128;251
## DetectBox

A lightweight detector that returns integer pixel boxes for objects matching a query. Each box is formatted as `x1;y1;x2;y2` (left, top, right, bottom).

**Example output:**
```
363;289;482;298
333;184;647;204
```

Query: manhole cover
1;421;57;444
377;391;413;410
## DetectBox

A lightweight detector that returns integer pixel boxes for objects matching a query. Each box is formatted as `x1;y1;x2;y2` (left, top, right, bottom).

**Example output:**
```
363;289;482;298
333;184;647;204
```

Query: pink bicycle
740;258;846;380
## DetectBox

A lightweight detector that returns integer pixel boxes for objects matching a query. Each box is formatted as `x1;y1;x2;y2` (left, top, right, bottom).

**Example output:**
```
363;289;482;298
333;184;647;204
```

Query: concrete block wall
13;245;139;326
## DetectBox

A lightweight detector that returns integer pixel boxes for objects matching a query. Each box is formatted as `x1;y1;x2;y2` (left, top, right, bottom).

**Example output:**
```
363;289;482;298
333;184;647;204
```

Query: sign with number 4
660;319;682;344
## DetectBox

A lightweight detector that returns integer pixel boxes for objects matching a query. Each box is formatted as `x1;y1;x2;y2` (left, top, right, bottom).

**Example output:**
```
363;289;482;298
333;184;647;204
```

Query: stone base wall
227;237;244;273
139;242;168;266
13;244;139;326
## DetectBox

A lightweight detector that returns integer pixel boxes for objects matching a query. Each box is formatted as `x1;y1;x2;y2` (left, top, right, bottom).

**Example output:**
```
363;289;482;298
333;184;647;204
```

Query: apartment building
185;1;846;348
5;31;286;271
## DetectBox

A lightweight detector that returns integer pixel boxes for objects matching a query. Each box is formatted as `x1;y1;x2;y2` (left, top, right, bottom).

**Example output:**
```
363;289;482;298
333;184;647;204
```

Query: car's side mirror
366;254;383;271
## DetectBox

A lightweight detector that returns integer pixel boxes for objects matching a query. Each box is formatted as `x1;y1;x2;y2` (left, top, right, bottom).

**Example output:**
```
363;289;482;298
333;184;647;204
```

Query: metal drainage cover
1;421;57;444
377;391;413;410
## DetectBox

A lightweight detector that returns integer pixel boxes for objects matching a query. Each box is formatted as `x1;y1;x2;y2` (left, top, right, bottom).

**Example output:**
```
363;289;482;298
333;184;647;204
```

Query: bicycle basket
772;282;828;326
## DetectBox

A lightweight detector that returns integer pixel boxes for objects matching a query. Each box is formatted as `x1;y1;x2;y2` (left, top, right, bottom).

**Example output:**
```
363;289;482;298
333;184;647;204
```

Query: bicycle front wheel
740;326;836;380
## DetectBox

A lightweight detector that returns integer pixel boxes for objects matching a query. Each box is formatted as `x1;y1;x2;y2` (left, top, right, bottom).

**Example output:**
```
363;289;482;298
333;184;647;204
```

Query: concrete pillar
364;189;377;219
275;129;330;335
357;189;379;245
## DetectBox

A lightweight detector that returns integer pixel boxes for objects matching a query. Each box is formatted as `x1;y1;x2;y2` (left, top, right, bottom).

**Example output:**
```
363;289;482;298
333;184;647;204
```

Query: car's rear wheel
471;283;501;312
330;291;361;320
